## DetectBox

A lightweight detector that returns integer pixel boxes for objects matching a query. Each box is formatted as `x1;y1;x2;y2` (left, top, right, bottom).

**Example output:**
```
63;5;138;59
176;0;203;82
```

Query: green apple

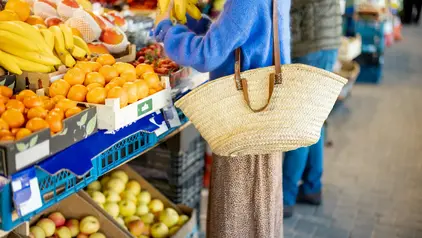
103;190;121;203
36;218;56;237
90;191;106;205
148;199;164;213
110;170;129;184
125;180;141;195
140;213;155;224
136;204;149;216
79;216;100;235
120;191;137;204
124;215;140;225
151;223;169;238
87;181;101;191
103;202;120;218
137;191;151;205
177;215;189;226
169;225;181;236
106;178;125;194
115;216;125;227
119;199;137;217
100;176;110;188
55;226;71;238
88;233;106;238
159;208;179;228
30;226;46;238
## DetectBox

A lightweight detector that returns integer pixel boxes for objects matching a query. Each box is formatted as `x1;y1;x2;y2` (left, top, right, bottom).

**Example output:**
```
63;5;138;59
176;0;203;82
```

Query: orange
0;102;5;115
84;72;105;86
96;54;116;66
0;9;20;21
0;118;9;130
133;80;149;100
25;15;46;26
75;61;102;73
42;99;55;111
0;135;14;141
0;129;12;138
49;79;71;97
99;65;118;83
23;96;43;109
2;109;25;128
17;90;36;101
65;106;82;118
120;71;136;82
52;95;66;104
149;89;157;95
113;62;136;75
109;77;125;87
104;82;118;92
107;86;128;108
0;95;9;104
143;72;161;90
0;86;13;98
156;85;164;92
11;128;19;135
122;82;138;103
64;68;86;86
86;87;107;104
46;116;63;133
48;108;64;120
135;64;154;78
67;84;88;102
27;107;48;119
86;83;103;91
6;99;25;113
5;0;30;21
55;99;77;112
15;128;32;140
26;118;49;132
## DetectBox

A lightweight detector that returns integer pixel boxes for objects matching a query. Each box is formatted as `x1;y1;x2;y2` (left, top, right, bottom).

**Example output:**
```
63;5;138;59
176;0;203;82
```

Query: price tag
11;167;42;217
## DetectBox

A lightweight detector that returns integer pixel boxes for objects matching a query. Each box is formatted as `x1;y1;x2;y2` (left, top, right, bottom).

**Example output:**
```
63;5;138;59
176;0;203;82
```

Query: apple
65;219;79;237
115;216;125;227
140;213;155;224
30;226;46;238
139;236;149;238
125;180;141;195
148;199;164;214
136;204;149;216
90;191;106;205
76;234;89;238
137;191;151;205
55;226;71;238
61;0;79;8
48;212;66;227
37;218;56;236
39;0;57;8
88;233;106;238
177;215;189;226
141;224;151;236
128;220;145;236
87;181;101;191
110;170;129;184
45;17;63;27
151;223;169;238
124;215;140;225
118;200;136;217
79;216;100;235
120;191;137;204
103;202;119;218
169;225;180;236
103;190;121;203
100;176;110;187
106;178;125;193
159;208;179;228
100;28;124;45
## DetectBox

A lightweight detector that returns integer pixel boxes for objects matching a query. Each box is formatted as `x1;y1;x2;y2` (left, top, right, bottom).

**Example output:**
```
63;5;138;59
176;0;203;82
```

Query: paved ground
283;25;422;238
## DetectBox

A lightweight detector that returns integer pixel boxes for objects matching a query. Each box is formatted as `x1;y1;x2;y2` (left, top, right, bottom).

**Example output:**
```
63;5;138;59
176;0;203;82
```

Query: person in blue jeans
283;0;342;218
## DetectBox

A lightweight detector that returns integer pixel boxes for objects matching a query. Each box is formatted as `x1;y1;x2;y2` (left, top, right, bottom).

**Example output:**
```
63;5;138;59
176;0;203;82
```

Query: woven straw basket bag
175;0;347;157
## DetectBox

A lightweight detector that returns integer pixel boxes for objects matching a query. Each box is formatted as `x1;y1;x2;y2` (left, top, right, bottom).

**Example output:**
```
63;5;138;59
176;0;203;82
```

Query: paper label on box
15;140;50;170
149;111;169;136
138;98;153;116
162;106;181;128
11;167;42;217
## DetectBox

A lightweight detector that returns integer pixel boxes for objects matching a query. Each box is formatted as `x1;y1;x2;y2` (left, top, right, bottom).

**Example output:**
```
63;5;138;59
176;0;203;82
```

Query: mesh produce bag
33;1;58;19
57;1;81;20
67;9;101;42
102;28;129;54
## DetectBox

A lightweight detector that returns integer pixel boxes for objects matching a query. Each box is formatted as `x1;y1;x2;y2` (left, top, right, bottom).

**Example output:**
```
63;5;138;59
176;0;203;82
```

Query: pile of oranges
0;87;84;142
49;54;163;109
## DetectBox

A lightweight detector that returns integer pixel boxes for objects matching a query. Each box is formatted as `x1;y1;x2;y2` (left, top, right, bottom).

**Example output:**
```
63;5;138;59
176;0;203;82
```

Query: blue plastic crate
356;20;385;54
356;64;383;84
343;16;357;37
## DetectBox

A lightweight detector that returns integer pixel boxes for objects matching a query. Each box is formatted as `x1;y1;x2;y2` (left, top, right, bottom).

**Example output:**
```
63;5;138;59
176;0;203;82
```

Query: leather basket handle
234;0;282;112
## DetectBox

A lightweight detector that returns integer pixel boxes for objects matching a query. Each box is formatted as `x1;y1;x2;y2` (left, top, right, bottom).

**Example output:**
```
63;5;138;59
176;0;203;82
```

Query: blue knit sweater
154;0;291;80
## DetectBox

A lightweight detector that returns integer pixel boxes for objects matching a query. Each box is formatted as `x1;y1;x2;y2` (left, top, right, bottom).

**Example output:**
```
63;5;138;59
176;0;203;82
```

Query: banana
73;35;91;55
6;53;53;73
174;0;187;24
0;50;22;75
59;24;74;51
50;25;66;56
186;3;202;20
0;30;40;52
70;45;87;60
188;0;198;4
57;50;76;68
158;0;170;14
0;44;61;66
40;29;55;52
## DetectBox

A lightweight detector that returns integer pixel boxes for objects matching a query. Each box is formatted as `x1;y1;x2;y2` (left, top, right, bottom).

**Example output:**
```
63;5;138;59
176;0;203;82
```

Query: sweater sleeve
161;0;256;72
185;14;212;35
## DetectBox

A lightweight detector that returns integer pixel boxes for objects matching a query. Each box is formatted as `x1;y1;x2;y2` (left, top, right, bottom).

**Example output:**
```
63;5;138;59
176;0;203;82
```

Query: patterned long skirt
206;153;283;238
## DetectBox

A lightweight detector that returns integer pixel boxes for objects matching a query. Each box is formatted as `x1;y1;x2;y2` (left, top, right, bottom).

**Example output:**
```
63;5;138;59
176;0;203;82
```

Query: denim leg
301;127;325;195
283;147;310;206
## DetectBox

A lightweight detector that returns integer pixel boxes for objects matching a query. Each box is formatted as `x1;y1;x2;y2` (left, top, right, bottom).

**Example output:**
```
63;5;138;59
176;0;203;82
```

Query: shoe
296;191;322;206
283;206;293;218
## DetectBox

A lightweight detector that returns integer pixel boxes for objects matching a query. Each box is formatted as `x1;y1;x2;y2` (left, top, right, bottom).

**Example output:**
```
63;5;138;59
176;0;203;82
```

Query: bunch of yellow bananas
49;24;91;68
158;0;202;24
0;21;61;75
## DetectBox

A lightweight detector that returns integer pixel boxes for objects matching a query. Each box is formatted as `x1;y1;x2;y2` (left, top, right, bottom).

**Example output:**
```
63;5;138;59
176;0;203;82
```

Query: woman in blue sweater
154;0;291;236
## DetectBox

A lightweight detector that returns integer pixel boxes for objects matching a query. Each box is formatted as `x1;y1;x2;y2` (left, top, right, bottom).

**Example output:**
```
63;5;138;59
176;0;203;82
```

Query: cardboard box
114;44;137;63
0;106;98;176
81;164;198;238
15;66;67;93
16;193;129;237
79;77;172;131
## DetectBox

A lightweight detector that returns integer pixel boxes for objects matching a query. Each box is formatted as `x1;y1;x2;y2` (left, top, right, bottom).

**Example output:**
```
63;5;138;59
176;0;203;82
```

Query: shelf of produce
0;110;191;232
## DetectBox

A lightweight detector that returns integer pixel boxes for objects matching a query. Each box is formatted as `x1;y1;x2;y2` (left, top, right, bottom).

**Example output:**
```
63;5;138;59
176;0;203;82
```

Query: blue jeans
283;49;338;206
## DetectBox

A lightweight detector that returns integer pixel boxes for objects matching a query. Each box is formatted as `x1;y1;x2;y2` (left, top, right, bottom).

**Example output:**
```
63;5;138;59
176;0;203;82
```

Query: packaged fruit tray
81;164;198;238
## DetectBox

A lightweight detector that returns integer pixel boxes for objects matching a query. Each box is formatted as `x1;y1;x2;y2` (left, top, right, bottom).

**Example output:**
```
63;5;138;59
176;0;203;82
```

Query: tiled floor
284;25;422;238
